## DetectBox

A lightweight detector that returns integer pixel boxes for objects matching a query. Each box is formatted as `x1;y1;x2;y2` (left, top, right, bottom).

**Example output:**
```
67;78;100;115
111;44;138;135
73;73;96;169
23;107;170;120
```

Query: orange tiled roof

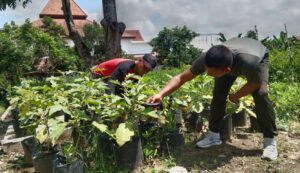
40;0;87;19
33;0;145;40
32;18;93;36
122;30;144;41
296;36;300;40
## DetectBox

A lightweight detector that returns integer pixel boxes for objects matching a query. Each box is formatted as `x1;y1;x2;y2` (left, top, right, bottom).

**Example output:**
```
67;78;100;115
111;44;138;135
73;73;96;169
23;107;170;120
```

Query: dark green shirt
190;38;268;83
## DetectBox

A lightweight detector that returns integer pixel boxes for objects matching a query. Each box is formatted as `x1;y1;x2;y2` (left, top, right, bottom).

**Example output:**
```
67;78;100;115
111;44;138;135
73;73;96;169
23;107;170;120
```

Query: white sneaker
196;130;222;148
261;137;278;161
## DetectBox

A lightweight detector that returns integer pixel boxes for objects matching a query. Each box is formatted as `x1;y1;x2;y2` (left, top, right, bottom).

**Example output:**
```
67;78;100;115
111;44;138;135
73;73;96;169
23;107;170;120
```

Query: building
191;33;221;51
121;30;152;57
32;0;152;57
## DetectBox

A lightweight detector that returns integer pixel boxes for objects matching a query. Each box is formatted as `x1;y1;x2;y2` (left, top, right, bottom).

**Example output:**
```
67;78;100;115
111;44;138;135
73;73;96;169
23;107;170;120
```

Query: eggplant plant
9;71;108;157
227;77;256;116
92;74;166;147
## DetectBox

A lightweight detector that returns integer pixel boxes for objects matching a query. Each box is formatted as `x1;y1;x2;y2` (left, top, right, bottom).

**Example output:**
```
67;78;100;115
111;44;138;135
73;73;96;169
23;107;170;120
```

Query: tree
82;21;105;62
61;0;93;67
150;26;202;67
0;19;83;85
218;32;227;43
245;30;257;40
0;0;31;11
2;0;124;67
101;0;126;60
41;16;66;38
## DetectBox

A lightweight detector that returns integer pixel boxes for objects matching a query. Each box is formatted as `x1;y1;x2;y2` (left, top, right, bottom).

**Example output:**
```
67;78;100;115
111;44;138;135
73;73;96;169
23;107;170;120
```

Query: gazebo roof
34;0;145;41
39;0;87;19
122;30;144;41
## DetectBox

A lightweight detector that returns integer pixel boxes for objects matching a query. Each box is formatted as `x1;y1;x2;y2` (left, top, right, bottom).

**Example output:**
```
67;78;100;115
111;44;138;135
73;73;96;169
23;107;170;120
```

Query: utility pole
284;23;290;51
254;25;258;40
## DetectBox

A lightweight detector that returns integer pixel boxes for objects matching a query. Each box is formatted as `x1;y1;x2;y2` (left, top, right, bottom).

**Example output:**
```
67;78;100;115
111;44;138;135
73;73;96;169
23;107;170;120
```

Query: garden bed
1;124;300;173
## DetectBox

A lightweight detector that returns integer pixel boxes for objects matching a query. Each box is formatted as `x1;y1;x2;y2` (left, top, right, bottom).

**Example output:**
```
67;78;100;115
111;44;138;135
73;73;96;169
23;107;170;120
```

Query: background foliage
0;19;84;87
150;25;202;67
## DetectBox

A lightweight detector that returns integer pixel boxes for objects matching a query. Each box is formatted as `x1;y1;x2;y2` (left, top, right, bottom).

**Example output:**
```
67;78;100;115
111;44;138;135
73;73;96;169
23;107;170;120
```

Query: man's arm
147;69;197;103
229;82;261;104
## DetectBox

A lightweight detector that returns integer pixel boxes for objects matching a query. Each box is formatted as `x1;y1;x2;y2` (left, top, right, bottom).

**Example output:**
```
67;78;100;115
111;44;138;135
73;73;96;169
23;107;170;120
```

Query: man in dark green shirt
147;38;278;161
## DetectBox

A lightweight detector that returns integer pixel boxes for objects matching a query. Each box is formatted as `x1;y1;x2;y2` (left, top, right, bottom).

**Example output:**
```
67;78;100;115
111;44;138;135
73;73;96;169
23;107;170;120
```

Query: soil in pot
114;136;144;171
172;109;183;128
232;109;247;127
184;112;203;133
53;154;85;173
97;133;114;157
200;103;211;119
160;129;185;154
32;150;57;173
220;115;232;141
21;137;39;166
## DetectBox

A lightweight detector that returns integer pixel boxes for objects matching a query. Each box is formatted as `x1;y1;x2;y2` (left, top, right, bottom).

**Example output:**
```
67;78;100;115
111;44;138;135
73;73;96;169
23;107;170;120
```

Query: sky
0;0;300;41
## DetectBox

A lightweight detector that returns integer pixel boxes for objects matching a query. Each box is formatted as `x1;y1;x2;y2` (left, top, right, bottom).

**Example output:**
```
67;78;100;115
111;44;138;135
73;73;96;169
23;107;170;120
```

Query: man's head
205;45;233;78
134;54;157;75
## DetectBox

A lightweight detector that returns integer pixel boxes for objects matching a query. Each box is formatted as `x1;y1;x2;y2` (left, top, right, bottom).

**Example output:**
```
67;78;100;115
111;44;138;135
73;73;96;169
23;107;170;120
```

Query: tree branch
61;0;93;68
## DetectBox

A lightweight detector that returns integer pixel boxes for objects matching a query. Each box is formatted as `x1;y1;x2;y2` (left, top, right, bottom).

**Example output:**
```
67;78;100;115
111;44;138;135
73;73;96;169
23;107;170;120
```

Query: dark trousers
209;58;277;138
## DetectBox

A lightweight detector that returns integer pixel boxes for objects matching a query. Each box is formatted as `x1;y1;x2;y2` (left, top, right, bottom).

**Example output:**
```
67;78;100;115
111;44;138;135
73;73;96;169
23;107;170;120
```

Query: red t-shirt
94;58;135;80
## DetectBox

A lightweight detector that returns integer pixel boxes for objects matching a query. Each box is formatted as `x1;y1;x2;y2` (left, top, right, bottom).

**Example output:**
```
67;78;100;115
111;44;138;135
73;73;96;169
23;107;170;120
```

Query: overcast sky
0;0;299;41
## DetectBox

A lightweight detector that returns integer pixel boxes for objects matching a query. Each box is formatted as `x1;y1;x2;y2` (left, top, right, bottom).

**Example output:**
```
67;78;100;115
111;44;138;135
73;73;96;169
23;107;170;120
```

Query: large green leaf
92;121;108;132
115;123;134;146
36;125;48;144
143;109;158;118
193;102;204;113
49;104;64;115
124;96;131;105
48;119;68;146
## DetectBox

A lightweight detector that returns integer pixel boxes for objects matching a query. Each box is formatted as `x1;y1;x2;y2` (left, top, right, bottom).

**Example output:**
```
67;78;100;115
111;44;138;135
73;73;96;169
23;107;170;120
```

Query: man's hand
147;69;196;104
229;94;240;104
147;94;163;103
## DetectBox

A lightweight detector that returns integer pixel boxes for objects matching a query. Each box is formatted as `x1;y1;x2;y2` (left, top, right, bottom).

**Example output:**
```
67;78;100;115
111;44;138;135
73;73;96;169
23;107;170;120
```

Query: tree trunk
61;0;93;68
101;0;126;60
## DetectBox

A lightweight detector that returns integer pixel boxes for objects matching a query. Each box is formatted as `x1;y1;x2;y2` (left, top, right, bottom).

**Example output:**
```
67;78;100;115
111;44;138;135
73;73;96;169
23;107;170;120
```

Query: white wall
191;34;221;52
121;39;152;56
64;38;153;56
64;38;75;47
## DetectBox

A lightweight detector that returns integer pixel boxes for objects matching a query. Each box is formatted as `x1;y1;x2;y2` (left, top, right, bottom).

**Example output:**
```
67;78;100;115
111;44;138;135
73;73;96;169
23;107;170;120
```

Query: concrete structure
32;0;152;56
191;33;221;51
121;30;152;57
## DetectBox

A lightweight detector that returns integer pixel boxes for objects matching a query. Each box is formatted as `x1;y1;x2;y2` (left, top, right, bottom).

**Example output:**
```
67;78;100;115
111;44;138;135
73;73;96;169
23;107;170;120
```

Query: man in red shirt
93;54;157;94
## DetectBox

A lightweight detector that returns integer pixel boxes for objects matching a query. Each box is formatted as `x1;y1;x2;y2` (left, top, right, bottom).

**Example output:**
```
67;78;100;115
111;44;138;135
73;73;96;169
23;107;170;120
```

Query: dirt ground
140;121;300;173
1;124;300;173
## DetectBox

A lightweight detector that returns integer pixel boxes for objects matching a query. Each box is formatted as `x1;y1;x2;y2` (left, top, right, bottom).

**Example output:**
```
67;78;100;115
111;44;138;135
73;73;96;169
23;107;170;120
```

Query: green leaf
36;125;47;144
124;96;131;105
193;103;204;113
49;104;63;115
62;107;72;115
137;94;147;101
174;98;187;106
78;111;90;120
115;123;134;146
48;119;68;146
92;121;108;132
85;99;101;106
143;109;159;118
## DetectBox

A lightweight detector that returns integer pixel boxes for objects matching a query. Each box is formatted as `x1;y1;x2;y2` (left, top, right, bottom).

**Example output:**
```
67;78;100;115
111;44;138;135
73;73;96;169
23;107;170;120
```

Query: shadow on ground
175;142;261;171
